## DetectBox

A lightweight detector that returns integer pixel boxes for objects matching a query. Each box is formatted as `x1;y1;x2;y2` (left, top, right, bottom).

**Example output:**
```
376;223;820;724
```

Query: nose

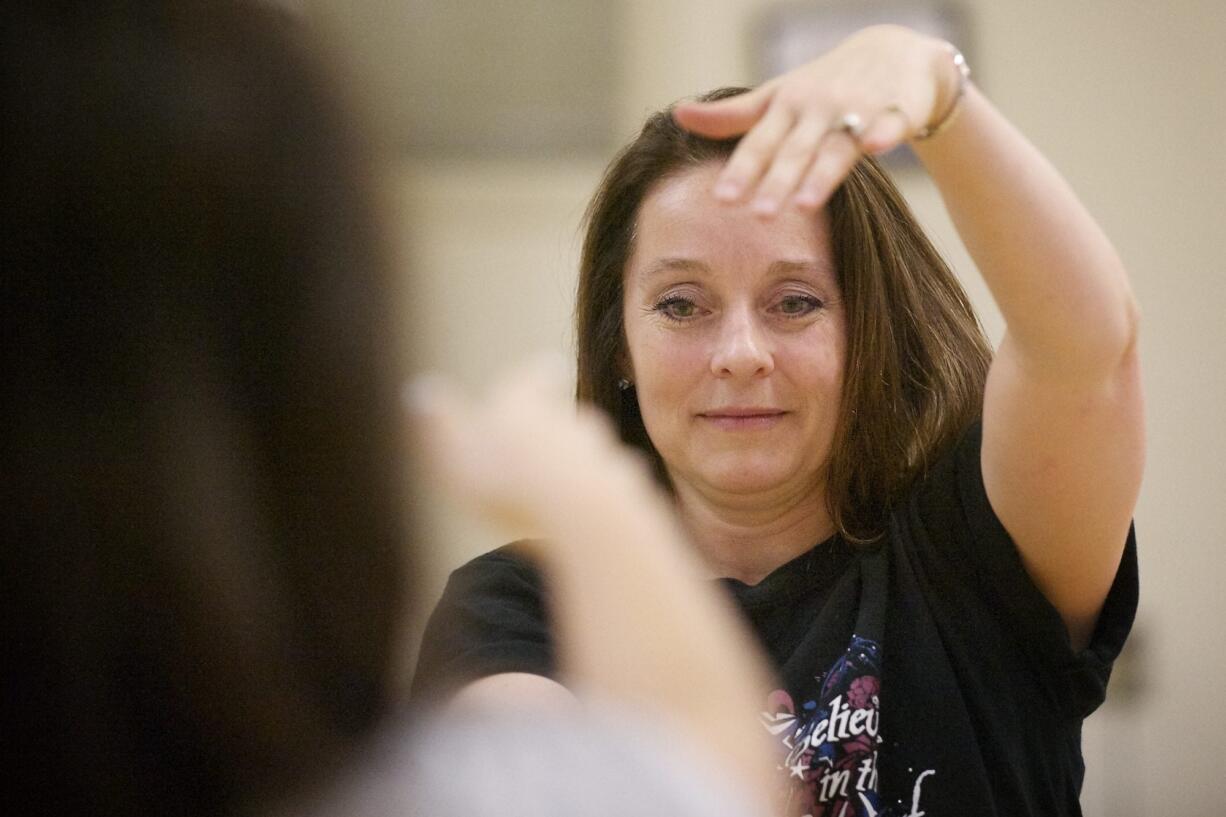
709;308;774;379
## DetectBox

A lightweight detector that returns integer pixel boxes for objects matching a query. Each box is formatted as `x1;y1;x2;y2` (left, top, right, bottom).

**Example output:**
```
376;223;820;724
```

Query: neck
673;476;835;586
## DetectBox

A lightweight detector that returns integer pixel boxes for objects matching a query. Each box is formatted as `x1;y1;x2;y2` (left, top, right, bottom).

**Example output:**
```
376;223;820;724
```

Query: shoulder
442;540;548;598
454;539;544;574
896;419;984;535
411;541;556;702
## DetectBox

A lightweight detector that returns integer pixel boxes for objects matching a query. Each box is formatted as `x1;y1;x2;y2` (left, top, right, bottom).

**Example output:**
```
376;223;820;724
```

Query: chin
700;457;800;496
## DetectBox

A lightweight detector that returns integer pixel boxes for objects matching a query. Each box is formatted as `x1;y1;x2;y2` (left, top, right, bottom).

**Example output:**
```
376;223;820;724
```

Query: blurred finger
402;374;482;488
493;351;573;409
749;114;826;215
401;373;462;425
793;131;862;210
714;102;796;202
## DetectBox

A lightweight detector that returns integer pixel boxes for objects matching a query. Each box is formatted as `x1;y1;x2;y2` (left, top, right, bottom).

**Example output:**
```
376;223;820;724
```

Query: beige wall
325;1;1226;812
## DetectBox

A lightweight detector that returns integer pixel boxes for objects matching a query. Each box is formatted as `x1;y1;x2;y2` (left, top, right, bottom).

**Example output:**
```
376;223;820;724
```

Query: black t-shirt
412;422;1139;817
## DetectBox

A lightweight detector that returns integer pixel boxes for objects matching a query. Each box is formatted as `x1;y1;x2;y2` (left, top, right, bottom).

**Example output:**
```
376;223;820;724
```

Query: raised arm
674;25;1143;650
913;84;1142;652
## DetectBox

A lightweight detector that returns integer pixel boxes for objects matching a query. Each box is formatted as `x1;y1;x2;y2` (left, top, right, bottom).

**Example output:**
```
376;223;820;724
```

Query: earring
617;378;632;391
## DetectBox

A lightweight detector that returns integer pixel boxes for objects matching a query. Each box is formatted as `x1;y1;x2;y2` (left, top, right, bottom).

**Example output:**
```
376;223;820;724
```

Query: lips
697;408;787;430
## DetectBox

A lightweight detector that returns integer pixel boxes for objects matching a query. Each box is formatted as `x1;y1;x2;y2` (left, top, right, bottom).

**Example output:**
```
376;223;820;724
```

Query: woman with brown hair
415;24;1142;817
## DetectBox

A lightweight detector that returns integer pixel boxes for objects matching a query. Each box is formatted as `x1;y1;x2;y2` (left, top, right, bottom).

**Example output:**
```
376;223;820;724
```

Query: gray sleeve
313;709;764;817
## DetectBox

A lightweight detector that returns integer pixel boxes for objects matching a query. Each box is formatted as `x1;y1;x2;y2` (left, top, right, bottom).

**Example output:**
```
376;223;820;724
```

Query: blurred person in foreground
415;25;1143;817
0;2;776;815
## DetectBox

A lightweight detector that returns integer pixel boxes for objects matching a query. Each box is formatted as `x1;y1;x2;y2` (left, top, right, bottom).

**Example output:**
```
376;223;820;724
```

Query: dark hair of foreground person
1;3;408;814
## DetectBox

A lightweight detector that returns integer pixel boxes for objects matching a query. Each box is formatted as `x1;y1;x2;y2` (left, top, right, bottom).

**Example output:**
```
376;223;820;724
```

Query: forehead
628;162;836;287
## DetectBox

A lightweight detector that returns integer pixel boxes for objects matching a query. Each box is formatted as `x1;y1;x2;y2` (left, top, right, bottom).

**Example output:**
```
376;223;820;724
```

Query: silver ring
836;112;866;138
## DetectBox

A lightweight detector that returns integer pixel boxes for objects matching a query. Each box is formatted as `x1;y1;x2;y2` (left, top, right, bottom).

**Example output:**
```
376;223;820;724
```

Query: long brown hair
575;88;992;542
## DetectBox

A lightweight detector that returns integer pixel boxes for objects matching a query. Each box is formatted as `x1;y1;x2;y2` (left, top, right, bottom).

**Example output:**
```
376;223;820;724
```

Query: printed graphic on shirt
762;634;938;817
762;634;887;817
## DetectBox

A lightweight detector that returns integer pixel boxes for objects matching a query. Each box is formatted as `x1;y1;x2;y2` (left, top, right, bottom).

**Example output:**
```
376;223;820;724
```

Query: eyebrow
766;260;830;279
636;257;830;282
637;257;711;281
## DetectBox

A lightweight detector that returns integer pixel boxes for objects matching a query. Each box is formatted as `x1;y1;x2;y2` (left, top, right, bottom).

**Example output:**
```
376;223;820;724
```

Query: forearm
914;84;1140;379
533;463;776;803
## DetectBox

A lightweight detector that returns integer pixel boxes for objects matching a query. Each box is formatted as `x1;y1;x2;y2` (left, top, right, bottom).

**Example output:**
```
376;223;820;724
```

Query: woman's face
622;162;846;501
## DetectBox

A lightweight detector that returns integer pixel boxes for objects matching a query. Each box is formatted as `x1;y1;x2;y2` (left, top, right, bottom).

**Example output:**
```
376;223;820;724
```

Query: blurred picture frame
753;0;973;169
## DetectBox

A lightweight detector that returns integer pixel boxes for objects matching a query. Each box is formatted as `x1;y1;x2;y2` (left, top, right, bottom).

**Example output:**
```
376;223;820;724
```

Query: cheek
626;332;709;437
632;330;711;386
782;320;845;372
803;343;845;388
777;330;847;418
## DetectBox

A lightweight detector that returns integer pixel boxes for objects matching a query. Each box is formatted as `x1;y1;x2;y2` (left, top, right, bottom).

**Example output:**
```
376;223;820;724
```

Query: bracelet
914;42;971;141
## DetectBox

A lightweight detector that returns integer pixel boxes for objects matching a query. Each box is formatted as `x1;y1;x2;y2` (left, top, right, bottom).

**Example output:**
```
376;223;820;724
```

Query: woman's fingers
749;113;828;215
490;352;572;414
667;26;958;213
403;375;484;494
794;129;863;210
859;105;914;156
712;101;796;201
405;357;642;538
744;101;919;210
672;86;772;140
406;372;554;534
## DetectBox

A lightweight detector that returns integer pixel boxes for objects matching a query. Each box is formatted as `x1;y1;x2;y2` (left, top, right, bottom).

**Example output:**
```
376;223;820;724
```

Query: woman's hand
406;357;663;546
672;24;963;213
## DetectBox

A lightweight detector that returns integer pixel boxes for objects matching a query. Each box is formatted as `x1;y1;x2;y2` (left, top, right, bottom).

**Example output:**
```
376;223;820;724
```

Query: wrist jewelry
914;42;970;141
